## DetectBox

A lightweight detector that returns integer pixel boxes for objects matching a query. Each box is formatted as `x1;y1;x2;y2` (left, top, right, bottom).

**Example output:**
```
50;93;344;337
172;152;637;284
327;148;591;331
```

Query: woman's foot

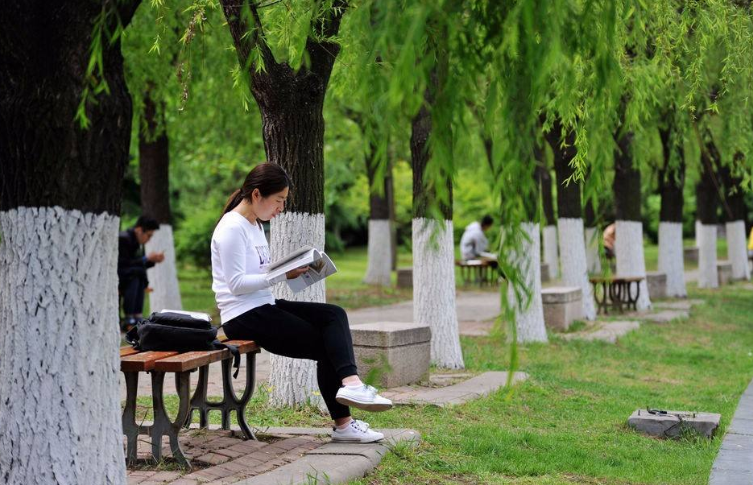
335;384;393;412
331;419;384;443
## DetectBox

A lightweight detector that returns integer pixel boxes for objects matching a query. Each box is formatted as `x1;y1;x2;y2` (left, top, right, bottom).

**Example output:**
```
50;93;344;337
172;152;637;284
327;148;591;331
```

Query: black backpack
126;311;241;377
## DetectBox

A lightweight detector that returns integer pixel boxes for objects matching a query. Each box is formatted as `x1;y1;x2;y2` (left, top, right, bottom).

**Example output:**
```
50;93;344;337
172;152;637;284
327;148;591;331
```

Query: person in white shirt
212;163;391;443
460;215;494;260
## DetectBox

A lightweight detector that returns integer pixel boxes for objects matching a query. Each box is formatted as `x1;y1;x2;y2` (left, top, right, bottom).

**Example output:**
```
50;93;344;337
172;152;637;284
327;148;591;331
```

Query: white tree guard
658;222;687;298
615;220;652;311
145;224;183;312
363;219;392;286
504;222;548;343
698;224;719;288
412;218;465;369
542;224;559;279
268;212;325;407
726;220;750;281
0;207;126;484
585;227;602;274
557;218;596;320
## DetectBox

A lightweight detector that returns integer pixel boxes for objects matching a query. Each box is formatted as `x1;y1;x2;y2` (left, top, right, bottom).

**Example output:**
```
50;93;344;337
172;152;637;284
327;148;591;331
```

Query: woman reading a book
211;162;392;443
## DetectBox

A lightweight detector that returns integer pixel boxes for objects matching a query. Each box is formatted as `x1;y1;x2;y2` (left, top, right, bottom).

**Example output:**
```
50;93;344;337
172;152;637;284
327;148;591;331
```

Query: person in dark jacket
119;216;164;330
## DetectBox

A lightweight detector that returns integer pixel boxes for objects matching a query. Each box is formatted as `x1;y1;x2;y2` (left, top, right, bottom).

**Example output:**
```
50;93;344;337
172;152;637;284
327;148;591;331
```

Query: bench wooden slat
121;351;180;372
153;341;260;373
154;350;225;372
120;347;139;358
223;340;260;354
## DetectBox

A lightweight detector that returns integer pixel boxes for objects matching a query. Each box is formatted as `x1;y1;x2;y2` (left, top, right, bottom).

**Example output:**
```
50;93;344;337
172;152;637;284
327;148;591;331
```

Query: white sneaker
335;384;393;412
331;419;384;443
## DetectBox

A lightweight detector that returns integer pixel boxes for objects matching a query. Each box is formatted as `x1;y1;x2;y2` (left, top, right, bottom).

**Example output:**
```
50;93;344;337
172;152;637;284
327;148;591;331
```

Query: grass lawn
129;239;753;484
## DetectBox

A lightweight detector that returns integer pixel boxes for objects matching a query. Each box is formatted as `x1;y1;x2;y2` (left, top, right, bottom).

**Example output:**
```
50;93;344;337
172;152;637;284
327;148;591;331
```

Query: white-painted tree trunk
726;220;750;281
658;222;687;298
412;218;464;369
585;227;602;274
695;220;701;247
145;224;182;312
268;212;324;407
615;220;652;311
557;218;596;320
0;207;125;484
504;222;548;343
698;224;719;288
363;219;392;286
542;224;559;280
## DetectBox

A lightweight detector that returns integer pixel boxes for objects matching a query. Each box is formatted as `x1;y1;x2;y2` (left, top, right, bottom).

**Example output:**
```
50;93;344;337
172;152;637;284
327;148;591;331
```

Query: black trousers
120;276;146;316
222;299;358;420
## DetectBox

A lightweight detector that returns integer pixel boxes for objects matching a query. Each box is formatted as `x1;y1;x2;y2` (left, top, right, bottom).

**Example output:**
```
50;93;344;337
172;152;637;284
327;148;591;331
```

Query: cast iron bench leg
220;353;257;440
122;371;140;465
151;371;192;468
186;352;258;441
186;365;211;429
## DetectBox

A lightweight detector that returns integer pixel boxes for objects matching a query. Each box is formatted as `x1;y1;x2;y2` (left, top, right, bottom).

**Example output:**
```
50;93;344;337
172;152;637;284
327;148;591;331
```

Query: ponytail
222;189;244;216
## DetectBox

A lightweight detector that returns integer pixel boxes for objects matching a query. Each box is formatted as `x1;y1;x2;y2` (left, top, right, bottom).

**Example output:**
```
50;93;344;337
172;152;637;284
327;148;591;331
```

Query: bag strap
125;325;141;350
212;341;241;378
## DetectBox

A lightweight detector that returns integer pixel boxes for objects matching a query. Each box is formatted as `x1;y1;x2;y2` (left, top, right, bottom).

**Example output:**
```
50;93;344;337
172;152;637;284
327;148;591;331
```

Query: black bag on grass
126;311;241;377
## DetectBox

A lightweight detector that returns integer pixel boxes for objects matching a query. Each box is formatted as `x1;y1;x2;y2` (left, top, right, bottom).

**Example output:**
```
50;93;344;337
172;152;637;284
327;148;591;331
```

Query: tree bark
363;139;393;286
139;87;183;311
719;155;750;280
537;152;558;278
220;0;346;405
613;130;651;310
545;120;595;319
0;2;140;483
657;118;687;297
410;76;464;369
584;201;601;273
697;132;721;288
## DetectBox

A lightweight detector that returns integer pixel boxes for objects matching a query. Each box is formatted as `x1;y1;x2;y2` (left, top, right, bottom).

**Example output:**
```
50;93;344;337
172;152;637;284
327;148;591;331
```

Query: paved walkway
710;378;753;484
126;426;420;485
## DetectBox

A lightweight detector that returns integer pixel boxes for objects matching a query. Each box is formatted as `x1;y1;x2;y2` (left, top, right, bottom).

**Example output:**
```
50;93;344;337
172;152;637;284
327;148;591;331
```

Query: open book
266;245;337;293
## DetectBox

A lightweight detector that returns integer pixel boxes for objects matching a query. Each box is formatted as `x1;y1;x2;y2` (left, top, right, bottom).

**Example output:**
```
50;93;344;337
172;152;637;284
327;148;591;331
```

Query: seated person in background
748;226;753;258
118;216;164;330
603;222;616;260
460;215;494;261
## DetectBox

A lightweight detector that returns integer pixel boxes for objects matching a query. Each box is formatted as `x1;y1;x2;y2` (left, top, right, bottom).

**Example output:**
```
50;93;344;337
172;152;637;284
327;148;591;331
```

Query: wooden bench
120;337;260;468
456;259;496;286
589;275;644;314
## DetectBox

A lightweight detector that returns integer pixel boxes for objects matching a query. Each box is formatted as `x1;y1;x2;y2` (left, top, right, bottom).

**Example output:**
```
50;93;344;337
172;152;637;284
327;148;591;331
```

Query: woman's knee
328;304;349;326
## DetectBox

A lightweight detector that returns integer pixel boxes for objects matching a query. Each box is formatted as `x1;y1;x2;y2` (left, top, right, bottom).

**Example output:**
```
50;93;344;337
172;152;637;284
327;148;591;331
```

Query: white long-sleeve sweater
211;211;277;323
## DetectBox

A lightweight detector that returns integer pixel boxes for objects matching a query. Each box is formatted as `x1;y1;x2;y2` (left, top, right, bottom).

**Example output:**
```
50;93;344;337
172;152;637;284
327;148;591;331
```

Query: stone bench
350;322;431;388
717;261;733;286
396;267;412;288
646;271;667;300
684;247;699;263
541;286;583;331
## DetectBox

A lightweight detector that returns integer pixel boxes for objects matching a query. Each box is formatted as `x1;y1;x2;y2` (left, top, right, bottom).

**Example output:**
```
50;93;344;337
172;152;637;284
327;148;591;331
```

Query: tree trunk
139;88;182;312
613;131;651;310
547;120;595;319
364;143;392;286
505;222;548;342
584;201;601;273
720;158;750;281
657;121;687;297
696;135;721;288
411;83;464;369
537;161;559;278
220;0;346;405
0;2;140;483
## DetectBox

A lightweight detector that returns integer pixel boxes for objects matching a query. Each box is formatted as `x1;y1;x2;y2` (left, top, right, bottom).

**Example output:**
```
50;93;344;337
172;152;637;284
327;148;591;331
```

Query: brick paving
126;430;325;485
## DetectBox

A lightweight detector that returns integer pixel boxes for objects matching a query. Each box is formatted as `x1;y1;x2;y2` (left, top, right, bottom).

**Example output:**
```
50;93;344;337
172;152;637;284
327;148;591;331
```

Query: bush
175;203;221;269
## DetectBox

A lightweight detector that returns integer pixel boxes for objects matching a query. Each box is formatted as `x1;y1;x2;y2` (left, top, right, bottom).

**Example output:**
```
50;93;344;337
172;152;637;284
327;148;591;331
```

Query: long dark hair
222;163;291;216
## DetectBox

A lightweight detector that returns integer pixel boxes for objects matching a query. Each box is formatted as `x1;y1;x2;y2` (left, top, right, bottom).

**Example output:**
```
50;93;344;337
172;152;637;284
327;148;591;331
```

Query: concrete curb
235;428;421;485
710;378;753;484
